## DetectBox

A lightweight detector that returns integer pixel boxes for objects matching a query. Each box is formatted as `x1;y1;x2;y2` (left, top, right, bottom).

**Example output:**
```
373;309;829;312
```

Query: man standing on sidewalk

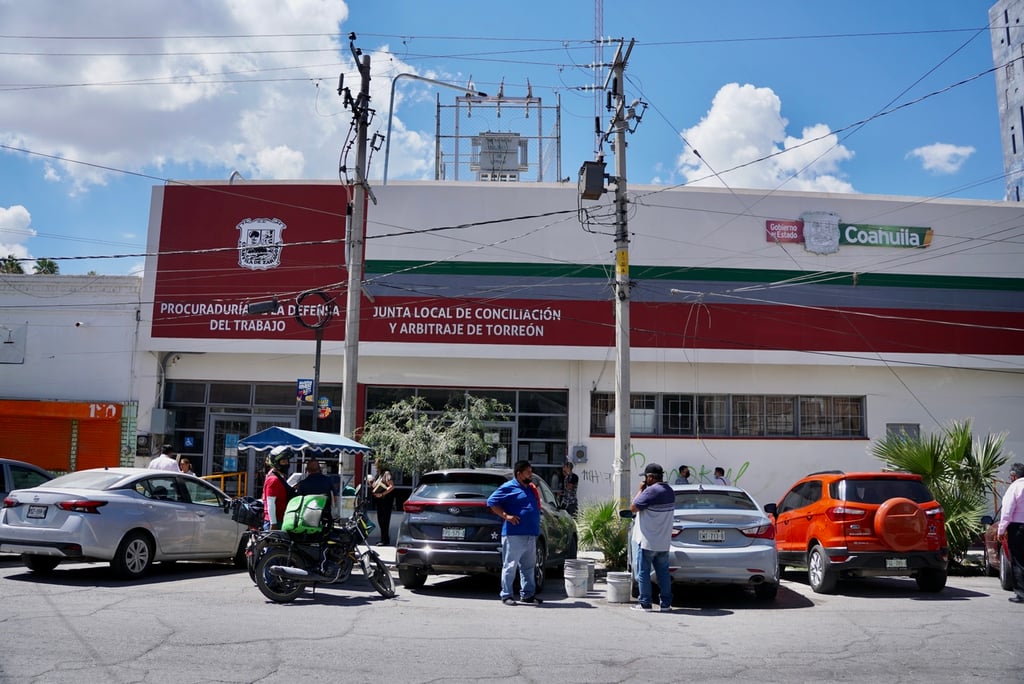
630;463;675;612
998;462;1024;604
488;460;543;606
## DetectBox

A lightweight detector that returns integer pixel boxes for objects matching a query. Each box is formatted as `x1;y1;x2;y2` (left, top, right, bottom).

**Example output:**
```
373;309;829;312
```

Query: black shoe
501;597;517;606
520;595;544;605
1009;596;1024;604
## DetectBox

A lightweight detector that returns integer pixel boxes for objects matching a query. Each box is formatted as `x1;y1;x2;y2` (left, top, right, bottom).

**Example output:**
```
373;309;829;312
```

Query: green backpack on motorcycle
281;494;329;533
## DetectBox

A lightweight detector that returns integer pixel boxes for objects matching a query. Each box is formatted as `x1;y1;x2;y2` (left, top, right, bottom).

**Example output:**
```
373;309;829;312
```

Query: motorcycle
253;502;396;603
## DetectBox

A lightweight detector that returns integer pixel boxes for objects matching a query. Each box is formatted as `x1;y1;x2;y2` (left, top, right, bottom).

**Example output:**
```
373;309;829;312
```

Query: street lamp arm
383;72;487;185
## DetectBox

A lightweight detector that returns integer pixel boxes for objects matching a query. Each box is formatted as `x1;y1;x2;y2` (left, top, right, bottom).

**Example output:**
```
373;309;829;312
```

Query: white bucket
606;571;632;603
564;567;588;598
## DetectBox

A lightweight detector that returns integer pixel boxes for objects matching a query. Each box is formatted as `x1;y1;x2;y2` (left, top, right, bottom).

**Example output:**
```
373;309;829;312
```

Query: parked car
395;467;578;590
765;470;948;594
0;458;53;500
625;484;780;601
982;514;1014;591
0;467;249;579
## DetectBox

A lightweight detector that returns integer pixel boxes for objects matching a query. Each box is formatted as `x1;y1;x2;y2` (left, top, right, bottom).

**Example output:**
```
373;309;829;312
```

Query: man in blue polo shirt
487;460;543;606
631;462;675;612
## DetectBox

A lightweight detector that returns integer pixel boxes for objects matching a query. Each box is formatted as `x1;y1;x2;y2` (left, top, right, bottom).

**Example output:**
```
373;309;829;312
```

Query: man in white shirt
997;462;1024;604
148;445;180;472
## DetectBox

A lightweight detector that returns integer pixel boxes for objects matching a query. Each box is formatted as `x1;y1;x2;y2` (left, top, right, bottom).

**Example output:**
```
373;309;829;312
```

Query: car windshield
674;490;758;511
837;478;934;504
43;470;129;490
415;473;506;500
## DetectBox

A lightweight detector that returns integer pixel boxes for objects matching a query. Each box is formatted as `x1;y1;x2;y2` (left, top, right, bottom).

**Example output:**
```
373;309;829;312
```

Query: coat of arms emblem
800;211;840;255
237;218;285;270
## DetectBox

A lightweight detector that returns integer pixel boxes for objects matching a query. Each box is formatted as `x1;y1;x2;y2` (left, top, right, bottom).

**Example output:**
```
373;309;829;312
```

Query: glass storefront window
209;383;252;405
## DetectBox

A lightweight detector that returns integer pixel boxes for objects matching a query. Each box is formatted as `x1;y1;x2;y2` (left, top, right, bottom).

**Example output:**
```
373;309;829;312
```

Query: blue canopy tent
238;427;374;511
238;426;373;457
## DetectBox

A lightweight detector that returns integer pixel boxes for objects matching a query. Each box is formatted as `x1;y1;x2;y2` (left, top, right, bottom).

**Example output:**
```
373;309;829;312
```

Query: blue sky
0;0;1008;275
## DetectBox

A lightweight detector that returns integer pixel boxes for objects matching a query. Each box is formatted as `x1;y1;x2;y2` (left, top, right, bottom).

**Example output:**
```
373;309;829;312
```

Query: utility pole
609;39;634;510
578;39;641;510
341;42;371;440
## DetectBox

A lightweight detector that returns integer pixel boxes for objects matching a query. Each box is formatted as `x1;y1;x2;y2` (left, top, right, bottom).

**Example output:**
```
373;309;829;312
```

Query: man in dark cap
630;463;675;612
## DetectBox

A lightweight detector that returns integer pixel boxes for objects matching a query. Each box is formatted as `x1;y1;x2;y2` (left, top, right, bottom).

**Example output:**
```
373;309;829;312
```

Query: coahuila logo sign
839;223;932;248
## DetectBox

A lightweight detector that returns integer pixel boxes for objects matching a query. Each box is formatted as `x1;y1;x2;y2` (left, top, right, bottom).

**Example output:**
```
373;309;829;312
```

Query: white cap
270;445;288;456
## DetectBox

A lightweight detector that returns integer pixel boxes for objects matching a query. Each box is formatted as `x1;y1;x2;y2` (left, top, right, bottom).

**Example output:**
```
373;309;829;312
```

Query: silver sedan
0;468;248;579
667;484;779;599
629;484;780;600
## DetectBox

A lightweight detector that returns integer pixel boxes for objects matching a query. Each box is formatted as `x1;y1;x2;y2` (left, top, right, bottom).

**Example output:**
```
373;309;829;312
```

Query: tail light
740;523;775;539
57;500;107;514
403;501;425;513
3;497;19;508
826;506;866;522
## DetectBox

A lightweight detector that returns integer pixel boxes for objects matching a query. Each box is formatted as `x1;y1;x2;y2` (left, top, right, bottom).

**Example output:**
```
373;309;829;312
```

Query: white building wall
141;181;1024;507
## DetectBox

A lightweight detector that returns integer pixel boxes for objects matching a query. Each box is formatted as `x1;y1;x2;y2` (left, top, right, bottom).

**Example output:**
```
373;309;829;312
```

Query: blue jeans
637;546;672;609
500;535;537;600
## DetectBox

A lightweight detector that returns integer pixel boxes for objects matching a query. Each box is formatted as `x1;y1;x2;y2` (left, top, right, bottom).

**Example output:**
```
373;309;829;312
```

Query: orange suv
765;470;948;594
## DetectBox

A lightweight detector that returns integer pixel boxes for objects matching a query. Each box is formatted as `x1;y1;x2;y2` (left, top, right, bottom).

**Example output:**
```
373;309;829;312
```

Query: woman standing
370;459;396;546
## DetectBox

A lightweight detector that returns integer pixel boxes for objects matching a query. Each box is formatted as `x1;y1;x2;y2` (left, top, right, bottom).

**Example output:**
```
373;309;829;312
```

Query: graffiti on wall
577;443;750;488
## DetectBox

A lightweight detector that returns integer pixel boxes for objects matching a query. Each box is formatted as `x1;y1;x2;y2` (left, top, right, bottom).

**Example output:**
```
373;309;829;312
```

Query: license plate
27;505;47;519
698;529;725;543
442;527;465;540
885;558;907;569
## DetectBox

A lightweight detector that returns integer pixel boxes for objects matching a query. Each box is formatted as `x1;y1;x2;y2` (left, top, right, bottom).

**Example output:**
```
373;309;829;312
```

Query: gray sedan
0;468;248;579
628;484;780;600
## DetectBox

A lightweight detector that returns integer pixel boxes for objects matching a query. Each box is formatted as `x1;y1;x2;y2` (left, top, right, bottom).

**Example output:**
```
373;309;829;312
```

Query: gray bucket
564;560;588;598
606;571;632;603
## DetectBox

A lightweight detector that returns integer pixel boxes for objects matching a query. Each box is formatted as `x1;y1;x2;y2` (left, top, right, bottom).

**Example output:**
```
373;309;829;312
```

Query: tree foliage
870;419;1009;564
575;499;630;571
1;255;25;274
356;394;512;475
32;258;59;274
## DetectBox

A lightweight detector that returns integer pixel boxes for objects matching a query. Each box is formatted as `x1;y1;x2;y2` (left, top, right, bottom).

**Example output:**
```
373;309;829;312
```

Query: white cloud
906;143;975;174
0;0;353;192
0;204;35;259
676;83;855;193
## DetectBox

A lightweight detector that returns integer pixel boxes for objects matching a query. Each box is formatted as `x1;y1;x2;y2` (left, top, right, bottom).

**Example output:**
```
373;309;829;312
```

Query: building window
590;392;865;438
886;423;920;441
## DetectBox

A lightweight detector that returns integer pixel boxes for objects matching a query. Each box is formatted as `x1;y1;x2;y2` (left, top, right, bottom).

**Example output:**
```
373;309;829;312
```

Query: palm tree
1;255;25;274
32;258;59;274
576;500;629;571
870;420;1009;565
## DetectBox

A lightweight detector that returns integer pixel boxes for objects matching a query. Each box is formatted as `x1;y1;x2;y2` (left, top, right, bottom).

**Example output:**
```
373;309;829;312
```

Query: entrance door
248;416;295;498
209;417;251;497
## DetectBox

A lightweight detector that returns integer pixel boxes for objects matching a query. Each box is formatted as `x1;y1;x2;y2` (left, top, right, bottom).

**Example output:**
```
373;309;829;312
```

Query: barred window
590;392;865;438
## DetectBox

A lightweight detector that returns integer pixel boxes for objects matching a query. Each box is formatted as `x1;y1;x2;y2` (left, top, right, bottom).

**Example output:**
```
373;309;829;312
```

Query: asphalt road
0;553;1018;684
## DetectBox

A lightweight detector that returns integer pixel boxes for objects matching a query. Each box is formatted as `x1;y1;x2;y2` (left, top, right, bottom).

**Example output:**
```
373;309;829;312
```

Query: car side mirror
763;502;777;517
619;509;634;519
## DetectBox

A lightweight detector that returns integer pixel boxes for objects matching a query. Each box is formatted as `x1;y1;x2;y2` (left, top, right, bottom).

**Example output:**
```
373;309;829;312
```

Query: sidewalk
368;511;605;571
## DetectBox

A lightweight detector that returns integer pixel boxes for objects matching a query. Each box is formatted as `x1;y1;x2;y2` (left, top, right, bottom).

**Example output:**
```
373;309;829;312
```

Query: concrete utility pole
341;47;371;440
609;39;634;510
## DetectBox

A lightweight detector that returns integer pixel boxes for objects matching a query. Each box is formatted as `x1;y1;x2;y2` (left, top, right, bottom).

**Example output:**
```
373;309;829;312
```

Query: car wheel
398;567;427;589
232;535;248;569
808;544;836;594
111;531;154;580
22;555;60;574
1000;547;1013;591
915;567;947;593
532;538;547;593
754;581;779;601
